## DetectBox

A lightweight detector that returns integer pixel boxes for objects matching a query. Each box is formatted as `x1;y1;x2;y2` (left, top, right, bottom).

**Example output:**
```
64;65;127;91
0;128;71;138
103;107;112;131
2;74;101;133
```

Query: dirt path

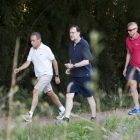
0;109;130;131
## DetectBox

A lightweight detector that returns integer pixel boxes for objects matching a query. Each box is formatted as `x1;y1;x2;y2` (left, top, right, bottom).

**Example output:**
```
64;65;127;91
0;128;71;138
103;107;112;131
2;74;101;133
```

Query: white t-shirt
27;43;55;78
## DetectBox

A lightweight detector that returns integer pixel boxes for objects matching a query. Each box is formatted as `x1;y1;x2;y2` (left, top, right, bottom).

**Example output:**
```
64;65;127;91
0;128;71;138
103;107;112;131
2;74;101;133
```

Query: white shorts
34;74;53;93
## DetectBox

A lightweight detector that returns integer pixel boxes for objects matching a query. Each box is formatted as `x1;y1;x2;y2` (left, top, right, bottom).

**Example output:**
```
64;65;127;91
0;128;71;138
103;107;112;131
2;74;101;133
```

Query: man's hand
65;69;71;75
123;68;127;77
65;63;73;69
55;77;60;84
14;68;20;74
14;61;31;75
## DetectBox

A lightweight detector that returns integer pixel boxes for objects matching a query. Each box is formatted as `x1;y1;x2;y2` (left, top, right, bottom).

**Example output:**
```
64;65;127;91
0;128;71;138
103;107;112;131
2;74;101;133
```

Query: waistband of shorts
37;74;53;79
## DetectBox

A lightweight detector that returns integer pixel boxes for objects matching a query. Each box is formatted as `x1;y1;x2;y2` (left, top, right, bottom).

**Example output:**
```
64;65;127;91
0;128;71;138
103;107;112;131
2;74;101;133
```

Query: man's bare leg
64;93;75;118
47;90;63;108
87;96;96;117
22;88;39;121
47;90;65;119
30;88;39;112
130;80;139;107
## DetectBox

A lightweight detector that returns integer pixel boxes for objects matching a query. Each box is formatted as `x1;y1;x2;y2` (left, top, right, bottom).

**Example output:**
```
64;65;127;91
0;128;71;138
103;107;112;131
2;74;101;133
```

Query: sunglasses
128;28;136;32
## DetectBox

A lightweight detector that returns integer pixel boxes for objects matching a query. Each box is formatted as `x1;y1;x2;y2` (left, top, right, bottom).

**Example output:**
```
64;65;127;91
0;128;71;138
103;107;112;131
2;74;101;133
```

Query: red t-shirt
126;33;140;67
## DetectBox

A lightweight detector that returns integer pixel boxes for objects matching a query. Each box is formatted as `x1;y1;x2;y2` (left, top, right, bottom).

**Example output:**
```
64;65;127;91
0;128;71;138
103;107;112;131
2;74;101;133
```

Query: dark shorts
67;76;93;98
126;64;140;83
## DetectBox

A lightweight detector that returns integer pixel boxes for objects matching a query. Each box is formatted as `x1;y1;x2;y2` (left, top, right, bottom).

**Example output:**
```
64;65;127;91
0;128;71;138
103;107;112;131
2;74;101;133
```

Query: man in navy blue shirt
56;25;96;124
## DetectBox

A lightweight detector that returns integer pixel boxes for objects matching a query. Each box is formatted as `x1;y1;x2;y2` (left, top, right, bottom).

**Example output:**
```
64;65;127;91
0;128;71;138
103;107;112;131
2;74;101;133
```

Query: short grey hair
127;22;138;30
31;32;41;40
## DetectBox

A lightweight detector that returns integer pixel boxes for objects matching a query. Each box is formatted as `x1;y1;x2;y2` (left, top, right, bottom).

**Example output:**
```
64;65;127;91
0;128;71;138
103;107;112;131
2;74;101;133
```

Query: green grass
1;113;140;140
0;87;139;140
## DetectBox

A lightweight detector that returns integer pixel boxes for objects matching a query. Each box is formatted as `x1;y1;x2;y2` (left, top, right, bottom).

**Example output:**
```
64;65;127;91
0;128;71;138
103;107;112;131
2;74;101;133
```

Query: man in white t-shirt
14;32;65;122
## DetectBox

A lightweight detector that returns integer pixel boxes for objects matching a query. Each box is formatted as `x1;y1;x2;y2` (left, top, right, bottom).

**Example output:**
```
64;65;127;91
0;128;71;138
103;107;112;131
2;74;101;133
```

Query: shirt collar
38;42;43;49
33;42;43;50
79;37;83;44
72;37;83;45
129;33;139;40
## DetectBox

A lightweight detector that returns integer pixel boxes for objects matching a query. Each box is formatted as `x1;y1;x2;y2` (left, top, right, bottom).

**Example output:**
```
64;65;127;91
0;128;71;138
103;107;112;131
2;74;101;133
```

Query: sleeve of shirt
27;48;32;61
68;43;71;57
45;46;55;60
82;44;93;61
126;38;129;50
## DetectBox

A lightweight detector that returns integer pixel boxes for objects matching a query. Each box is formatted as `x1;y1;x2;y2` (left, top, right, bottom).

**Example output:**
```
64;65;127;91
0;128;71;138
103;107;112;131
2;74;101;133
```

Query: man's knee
86;96;93;101
130;83;136;88
66;93;74;99
33;89;39;97
47;90;57;97
47;90;53;96
130;81;137;91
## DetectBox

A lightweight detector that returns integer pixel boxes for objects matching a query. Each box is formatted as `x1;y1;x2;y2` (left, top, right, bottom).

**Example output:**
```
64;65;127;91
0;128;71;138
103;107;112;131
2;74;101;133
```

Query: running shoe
128;108;140;115
55;117;69;125
22;113;32;122
91;117;96;121
56;110;65;120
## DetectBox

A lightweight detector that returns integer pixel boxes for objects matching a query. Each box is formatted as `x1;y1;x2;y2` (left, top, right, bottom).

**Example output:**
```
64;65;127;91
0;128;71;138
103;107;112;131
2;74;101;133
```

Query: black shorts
67;76;93;97
126;64;140;83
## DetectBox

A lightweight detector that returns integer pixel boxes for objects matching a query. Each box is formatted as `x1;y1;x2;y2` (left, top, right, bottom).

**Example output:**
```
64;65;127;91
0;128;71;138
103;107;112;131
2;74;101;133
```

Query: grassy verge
0;111;140;140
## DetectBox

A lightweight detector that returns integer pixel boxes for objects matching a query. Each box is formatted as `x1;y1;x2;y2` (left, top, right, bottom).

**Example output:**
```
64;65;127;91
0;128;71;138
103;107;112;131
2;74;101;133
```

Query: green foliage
1;113;140;139
1;1;140;138
0;86;135;119
0;0;140;114
101;93;120;111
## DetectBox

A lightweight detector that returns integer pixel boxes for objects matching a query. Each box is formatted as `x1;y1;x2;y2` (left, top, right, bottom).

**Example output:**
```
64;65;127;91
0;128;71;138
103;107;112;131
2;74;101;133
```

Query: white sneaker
56;110;65;120
22;113;32;122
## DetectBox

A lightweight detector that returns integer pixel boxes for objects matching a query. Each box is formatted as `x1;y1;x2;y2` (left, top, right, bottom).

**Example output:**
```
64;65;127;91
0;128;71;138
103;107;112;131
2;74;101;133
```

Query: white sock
59;106;65;112
135;106;140;110
29;111;33;118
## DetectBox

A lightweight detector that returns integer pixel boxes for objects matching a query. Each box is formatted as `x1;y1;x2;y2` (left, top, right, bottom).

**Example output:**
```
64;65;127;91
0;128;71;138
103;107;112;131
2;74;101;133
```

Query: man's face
30;35;41;49
69;27;80;42
127;25;137;38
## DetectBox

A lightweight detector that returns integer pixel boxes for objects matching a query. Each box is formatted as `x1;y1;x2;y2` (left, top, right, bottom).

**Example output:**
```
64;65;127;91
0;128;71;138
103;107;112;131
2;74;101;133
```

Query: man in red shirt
123;22;140;114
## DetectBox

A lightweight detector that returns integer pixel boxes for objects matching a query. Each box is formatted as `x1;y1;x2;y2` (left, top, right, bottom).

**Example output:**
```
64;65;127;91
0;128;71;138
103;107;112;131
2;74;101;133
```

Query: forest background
0;0;140;115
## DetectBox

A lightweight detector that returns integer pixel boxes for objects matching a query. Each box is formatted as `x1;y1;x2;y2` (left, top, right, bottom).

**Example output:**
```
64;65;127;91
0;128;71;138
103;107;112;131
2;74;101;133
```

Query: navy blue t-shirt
69;37;93;77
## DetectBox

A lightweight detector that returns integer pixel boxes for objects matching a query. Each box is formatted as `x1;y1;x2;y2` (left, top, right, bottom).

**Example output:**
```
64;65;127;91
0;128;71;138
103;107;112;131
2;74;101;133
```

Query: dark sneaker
128;109;140;115
91;117;96;121
55;117;69;125
22;113;32;122
56;110;65;120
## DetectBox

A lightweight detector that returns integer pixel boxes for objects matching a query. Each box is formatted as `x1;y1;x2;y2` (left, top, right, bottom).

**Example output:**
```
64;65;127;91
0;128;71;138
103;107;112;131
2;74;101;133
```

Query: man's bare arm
14;61;31;74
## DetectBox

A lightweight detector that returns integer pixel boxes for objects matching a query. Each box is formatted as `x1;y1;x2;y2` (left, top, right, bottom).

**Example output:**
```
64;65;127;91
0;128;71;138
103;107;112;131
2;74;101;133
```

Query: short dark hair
31;32;41;40
70;25;80;32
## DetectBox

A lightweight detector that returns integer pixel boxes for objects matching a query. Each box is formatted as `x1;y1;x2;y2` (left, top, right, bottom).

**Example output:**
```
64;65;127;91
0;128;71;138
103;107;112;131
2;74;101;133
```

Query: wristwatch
55;75;59;77
73;64;76;68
